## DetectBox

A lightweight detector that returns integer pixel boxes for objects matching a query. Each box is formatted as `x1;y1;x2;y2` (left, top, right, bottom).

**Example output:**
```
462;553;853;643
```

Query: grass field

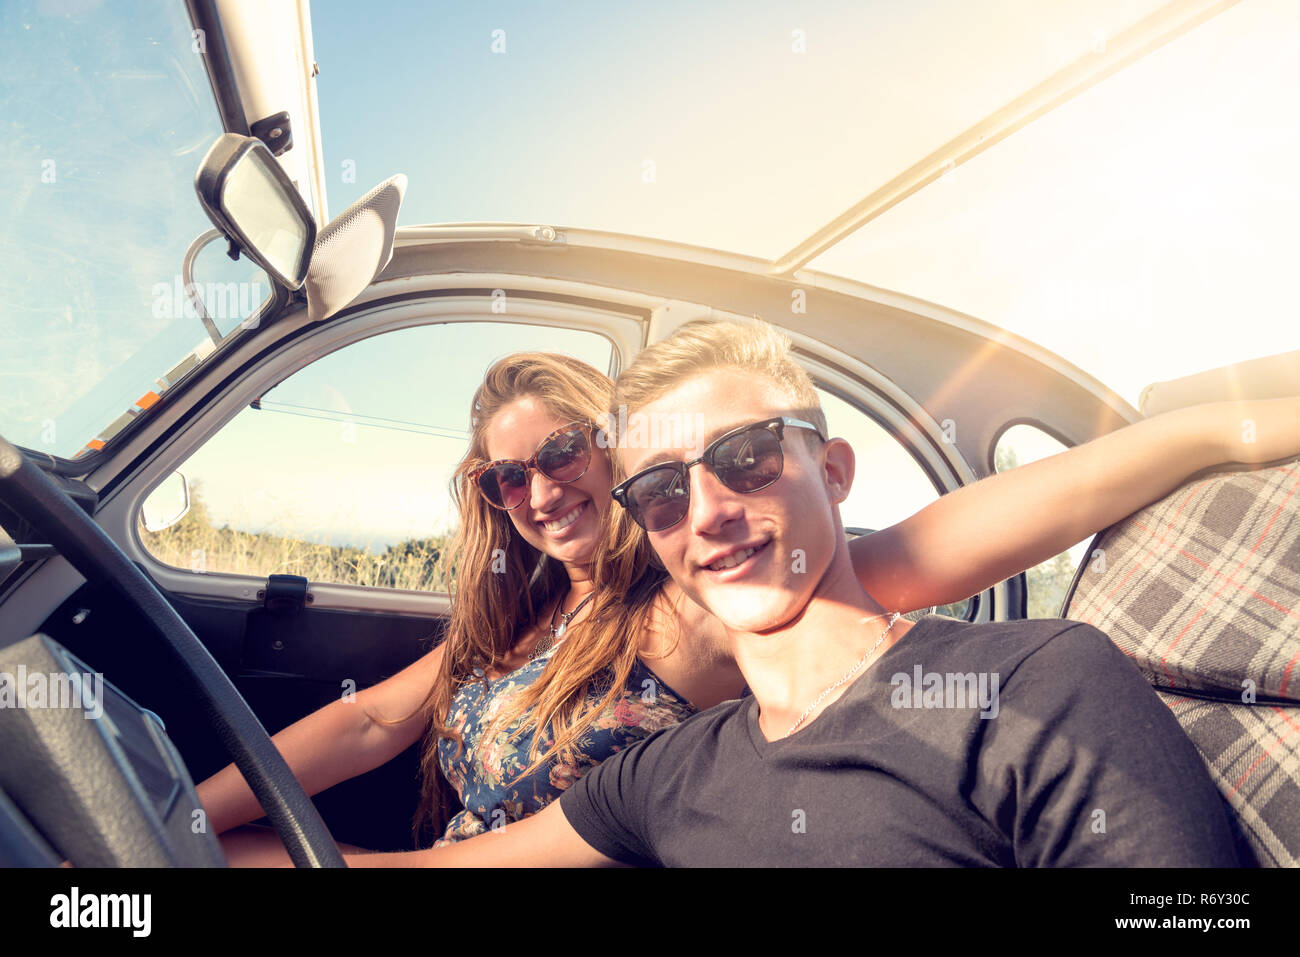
140;485;452;591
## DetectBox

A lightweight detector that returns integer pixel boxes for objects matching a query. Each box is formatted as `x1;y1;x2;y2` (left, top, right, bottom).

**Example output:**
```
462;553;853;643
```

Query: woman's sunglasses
469;422;595;511
610;416;824;532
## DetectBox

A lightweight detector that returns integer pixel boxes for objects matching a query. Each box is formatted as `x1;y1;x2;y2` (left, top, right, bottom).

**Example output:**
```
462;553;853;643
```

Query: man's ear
821;437;854;505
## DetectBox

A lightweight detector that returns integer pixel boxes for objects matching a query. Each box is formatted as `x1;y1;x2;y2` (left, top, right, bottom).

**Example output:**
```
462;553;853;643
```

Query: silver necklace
785;611;901;737
530;589;596;661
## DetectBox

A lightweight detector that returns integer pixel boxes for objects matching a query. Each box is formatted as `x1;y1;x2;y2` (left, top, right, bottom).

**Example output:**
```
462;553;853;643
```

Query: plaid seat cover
1065;457;1300;866
1153;692;1300;866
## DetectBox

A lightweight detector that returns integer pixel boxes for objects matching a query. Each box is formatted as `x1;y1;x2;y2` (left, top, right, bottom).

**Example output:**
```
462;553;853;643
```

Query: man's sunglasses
610;416;824;532
469;422;595;511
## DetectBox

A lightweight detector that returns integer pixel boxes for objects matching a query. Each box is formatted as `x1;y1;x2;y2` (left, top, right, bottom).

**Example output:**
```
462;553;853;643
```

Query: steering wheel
0;433;346;867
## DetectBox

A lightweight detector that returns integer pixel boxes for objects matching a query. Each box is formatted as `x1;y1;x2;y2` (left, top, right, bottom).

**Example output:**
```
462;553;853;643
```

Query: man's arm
343;800;623;867
851;397;1300;613
347;716;675;867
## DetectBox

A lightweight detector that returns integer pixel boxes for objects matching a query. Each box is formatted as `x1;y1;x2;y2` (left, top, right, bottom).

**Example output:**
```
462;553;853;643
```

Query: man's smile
700;538;772;575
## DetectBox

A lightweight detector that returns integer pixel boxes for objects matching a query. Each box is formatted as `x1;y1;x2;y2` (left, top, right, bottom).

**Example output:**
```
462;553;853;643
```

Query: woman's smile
539;499;590;537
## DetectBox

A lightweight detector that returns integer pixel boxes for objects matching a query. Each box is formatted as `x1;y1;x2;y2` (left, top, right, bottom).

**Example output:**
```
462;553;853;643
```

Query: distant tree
377;536;447;589
1026;551;1078;619
992;440;1077;618
994;442;1020;475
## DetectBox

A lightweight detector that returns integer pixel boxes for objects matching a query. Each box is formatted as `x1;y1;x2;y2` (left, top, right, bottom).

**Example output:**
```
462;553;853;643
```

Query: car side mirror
194;134;317;290
140;471;190;533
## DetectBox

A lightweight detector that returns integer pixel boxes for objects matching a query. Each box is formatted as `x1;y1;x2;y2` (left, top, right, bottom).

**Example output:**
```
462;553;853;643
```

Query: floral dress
435;645;696;844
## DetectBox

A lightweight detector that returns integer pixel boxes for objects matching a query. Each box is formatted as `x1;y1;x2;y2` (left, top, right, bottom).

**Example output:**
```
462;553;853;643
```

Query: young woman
197;329;1300;865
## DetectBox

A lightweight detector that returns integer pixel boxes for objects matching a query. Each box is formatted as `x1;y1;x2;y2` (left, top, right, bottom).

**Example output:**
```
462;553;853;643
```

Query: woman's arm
852;397;1300;613
194;641;445;835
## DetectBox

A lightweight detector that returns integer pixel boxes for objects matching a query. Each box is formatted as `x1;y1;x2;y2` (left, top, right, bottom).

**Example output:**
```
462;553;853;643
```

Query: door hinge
258;574;311;615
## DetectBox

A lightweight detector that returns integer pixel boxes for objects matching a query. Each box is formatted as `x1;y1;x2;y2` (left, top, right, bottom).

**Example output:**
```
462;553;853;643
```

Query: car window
994;423;1089;618
819;388;972;620
137;321;614;590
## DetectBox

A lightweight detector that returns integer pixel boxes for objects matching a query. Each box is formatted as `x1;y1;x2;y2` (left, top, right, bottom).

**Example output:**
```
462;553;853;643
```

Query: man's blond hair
612;318;827;444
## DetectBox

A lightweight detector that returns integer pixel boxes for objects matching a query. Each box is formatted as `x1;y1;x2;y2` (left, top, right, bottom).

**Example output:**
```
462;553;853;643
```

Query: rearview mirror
195;134;317;290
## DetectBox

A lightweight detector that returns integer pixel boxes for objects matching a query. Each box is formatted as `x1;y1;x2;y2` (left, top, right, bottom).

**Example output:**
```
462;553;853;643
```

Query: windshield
0;0;232;460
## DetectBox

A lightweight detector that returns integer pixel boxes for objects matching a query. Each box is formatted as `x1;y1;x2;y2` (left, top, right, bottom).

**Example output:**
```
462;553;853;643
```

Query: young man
354;318;1241;867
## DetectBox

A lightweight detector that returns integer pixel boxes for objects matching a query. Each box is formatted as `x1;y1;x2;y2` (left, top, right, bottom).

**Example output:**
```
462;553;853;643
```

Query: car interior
1;0;1297;870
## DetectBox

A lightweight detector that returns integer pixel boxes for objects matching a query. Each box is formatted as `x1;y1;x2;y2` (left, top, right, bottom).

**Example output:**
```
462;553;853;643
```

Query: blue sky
310;0;1169;252
309;0;1300;406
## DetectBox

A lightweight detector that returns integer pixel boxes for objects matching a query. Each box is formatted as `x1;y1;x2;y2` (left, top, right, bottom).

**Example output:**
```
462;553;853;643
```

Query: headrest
1140;350;1300;416
303;174;407;323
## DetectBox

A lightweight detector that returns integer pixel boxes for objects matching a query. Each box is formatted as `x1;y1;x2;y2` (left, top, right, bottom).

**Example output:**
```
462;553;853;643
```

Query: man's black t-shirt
558;615;1240;866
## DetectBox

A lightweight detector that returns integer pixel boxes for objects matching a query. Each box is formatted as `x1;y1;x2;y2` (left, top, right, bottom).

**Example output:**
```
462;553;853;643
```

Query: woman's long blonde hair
408;351;666;840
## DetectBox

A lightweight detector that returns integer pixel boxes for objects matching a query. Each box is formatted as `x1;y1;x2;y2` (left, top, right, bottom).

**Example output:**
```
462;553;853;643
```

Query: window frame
988;417;1076;477
124;297;641;614
791;341;1005;623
